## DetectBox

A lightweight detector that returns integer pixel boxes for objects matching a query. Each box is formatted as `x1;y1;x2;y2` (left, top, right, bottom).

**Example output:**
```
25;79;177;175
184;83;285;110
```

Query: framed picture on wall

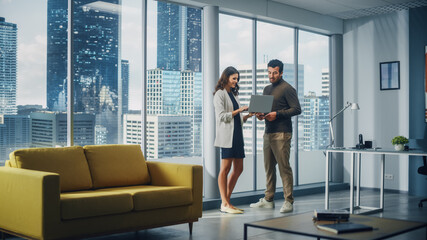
380;61;400;90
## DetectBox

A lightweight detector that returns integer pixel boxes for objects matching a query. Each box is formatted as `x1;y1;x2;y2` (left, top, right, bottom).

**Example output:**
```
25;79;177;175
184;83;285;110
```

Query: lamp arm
329;102;351;122
327;102;351;148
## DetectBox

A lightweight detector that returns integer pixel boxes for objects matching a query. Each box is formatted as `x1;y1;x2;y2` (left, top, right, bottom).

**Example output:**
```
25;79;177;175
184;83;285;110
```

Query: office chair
418;156;427;208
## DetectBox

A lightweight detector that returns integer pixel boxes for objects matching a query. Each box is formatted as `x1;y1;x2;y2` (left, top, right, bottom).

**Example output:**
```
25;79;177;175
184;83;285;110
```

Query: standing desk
325;148;427;214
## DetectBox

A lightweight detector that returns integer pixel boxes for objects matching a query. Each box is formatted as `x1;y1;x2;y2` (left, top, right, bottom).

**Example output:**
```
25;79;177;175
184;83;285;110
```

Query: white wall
343;11;410;191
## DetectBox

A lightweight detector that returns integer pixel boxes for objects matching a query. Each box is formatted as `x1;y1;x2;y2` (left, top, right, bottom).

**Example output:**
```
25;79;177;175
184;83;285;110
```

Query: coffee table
243;212;427;240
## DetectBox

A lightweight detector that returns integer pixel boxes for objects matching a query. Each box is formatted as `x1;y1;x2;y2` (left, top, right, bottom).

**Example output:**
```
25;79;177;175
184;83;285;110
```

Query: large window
146;0;203;166
0;0;47;165
297;30;329;184
219;14;253;192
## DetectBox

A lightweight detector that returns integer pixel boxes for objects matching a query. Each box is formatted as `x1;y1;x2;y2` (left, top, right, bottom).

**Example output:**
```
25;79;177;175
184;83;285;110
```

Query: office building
147;69;181;115
123;112;142;145
180;70;202;155
0;114;30;165
124;113;193;159
321;68;330;97
30;111;95;147
147;115;191;159
146;69;201;156
157;2;201;72
0;17;17;115
302;92;329;150
46;0;120;143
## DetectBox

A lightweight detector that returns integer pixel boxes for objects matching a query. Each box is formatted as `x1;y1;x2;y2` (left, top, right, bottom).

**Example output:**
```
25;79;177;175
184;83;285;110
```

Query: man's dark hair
268;59;284;73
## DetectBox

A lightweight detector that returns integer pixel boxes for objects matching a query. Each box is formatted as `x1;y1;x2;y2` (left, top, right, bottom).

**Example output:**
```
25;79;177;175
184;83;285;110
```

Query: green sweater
263;78;301;133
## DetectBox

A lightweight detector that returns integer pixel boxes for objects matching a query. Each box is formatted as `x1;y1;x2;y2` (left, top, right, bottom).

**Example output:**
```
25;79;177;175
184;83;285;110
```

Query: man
250;59;301;213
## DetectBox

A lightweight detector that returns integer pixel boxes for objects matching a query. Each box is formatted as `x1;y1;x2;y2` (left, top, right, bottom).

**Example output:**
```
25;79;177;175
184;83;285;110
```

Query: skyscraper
46;0;120;143
321;68;330;97
146;69;201;157
147;69;181;115
302;92;329;150
180;70;202;155
157;2;201;72
0;17;17;115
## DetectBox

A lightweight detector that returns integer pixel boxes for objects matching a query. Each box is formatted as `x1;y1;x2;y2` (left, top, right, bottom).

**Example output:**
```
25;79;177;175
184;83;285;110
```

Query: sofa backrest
83;144;151;189
8;146;93;192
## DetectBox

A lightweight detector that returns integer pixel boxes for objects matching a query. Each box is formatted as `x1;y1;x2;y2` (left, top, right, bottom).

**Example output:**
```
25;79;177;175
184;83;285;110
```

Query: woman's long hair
213;66;240;96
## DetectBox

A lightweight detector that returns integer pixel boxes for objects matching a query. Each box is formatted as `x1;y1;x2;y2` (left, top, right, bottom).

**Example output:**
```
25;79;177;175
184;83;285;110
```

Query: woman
213;66;254;214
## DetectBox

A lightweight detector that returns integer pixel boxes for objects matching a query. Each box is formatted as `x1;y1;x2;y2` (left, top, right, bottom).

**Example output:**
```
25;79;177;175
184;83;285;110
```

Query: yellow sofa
0;144;203;240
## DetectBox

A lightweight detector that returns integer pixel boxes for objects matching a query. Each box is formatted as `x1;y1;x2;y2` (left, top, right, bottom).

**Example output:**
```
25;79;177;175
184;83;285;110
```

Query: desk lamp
329;101;359;148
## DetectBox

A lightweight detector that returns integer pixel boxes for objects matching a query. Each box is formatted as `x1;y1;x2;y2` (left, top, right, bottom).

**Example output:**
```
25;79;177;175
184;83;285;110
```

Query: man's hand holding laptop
255;111;276;121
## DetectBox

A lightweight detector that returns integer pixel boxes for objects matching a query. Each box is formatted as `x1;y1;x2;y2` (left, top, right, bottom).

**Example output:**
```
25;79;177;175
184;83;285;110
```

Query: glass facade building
47;0;122;143
157;2;201;72
0;17;17;115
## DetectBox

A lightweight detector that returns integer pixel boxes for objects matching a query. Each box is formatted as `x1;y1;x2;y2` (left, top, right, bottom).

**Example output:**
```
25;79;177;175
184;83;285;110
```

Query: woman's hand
232;106;248;117
239;106;248;113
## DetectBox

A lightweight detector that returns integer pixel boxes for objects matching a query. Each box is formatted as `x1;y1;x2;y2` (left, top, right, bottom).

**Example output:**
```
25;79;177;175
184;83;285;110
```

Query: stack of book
313;209;350;222
313;209;373;234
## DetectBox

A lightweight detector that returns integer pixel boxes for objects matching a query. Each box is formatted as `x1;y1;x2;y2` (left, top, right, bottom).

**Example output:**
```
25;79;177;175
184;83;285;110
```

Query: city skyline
0;0;330;162
1;0;327;110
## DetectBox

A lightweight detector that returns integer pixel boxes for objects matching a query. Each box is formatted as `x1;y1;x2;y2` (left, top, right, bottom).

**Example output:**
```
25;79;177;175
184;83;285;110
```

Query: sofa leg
188;222;193;235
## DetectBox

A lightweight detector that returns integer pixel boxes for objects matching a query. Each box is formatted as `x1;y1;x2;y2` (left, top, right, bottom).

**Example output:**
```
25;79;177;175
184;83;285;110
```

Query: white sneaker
250;198;275;208
280;201;293;213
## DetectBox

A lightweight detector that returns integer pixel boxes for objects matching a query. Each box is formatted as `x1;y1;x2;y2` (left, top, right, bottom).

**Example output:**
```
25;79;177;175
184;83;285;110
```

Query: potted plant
391;136;409;151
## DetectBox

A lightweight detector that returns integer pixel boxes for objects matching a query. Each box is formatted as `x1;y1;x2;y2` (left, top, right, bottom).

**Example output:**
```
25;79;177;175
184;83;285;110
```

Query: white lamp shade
351;103;360;110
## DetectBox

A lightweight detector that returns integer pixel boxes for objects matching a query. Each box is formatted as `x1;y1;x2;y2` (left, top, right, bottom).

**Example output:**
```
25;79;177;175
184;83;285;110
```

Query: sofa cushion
9;146;93;192
98;185;193;211
83;145;150;189
60;190;133;220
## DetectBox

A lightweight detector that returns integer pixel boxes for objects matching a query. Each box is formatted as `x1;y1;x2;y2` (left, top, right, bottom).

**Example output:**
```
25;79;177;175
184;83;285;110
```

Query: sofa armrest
146;161;202;187
146;162;203;218
0;167;60;239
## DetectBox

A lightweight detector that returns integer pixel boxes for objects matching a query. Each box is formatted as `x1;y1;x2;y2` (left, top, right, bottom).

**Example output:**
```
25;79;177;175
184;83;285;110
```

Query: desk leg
325;151;330;209
350;153;355;214
244;224;247;240
380;154;385;210
356;153;361;207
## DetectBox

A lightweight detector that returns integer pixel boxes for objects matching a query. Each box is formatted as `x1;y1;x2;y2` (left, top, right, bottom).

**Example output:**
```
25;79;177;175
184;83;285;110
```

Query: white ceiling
272;0;427;19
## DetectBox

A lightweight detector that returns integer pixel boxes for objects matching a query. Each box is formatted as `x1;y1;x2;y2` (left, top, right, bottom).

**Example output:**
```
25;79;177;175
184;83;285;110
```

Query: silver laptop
248;95;274;113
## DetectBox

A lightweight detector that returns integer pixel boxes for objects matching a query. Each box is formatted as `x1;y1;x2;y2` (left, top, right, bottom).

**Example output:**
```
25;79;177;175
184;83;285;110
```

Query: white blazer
213;89;243;148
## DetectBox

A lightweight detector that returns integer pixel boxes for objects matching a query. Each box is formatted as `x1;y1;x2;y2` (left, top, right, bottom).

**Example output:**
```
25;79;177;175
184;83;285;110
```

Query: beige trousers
263;132;294;203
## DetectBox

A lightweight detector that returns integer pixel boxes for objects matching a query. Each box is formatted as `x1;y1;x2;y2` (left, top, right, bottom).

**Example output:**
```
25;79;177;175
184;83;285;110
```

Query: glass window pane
219;14;253;192
298;30;329;184
68;0;122;146
0;0;47;165
256;21;295;190
146;0;202;166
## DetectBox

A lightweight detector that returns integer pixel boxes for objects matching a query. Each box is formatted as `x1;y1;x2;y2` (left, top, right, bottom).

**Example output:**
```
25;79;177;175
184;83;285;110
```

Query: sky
0;0;328;110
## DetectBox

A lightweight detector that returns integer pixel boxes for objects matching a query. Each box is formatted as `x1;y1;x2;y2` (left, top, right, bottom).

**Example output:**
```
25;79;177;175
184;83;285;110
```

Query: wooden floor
6;190;427;240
